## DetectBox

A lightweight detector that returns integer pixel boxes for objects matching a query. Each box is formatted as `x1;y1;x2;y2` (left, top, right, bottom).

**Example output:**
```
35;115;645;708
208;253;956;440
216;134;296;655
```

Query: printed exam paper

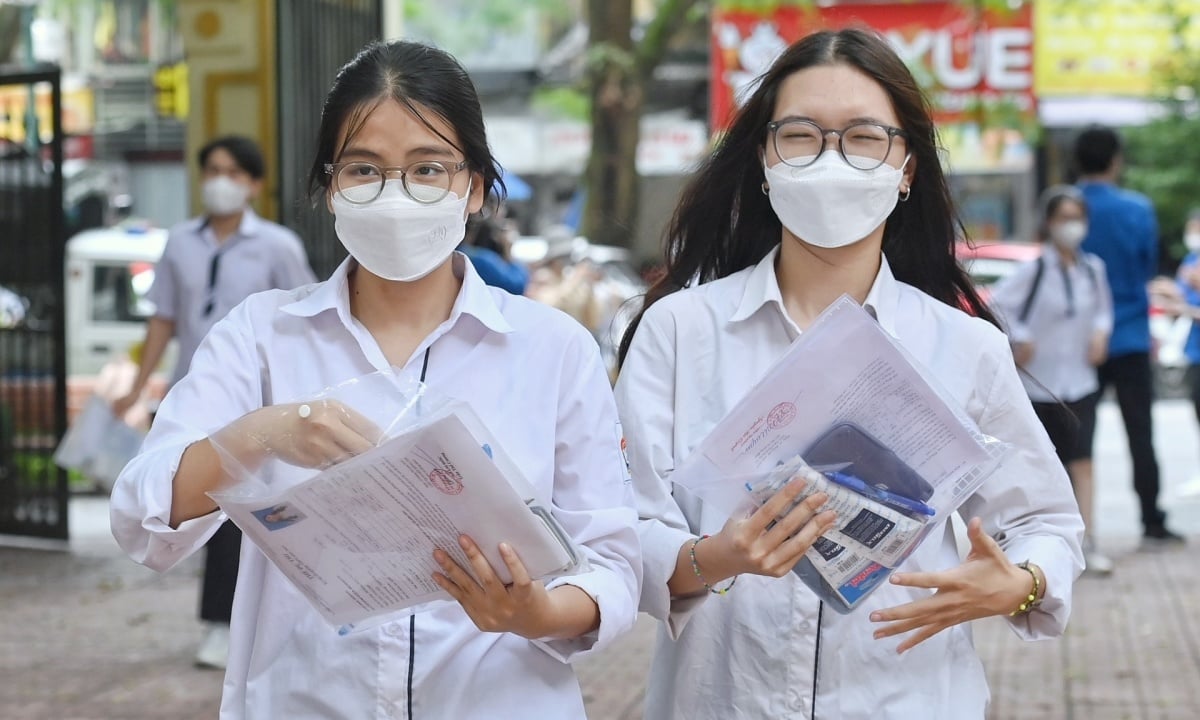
209;407;576;630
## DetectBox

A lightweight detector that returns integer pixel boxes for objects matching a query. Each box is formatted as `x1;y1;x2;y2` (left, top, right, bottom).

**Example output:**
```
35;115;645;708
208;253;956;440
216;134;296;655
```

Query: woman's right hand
701;480;838;580
214;399;383;470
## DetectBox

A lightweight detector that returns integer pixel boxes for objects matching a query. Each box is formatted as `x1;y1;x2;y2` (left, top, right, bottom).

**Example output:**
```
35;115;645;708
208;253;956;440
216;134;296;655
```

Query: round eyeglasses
767;120;907;171
324;159;469;205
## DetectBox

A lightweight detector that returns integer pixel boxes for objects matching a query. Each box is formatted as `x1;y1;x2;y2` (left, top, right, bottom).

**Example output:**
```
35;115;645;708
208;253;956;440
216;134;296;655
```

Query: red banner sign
710;2;1035;132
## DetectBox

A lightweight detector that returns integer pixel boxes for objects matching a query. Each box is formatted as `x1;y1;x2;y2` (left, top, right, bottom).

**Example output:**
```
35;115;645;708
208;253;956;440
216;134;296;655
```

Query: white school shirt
110;254;640;720
615;247;1084;720
987;248;1113;403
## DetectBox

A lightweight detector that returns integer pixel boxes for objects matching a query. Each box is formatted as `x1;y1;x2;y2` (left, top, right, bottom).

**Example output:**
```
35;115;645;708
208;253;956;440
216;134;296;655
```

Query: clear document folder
210;393;583;633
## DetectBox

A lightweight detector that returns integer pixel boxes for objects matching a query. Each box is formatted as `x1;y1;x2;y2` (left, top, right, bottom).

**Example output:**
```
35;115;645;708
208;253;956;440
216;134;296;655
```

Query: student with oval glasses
615;28;1083;719
110;40;639;719
989;185;1115;576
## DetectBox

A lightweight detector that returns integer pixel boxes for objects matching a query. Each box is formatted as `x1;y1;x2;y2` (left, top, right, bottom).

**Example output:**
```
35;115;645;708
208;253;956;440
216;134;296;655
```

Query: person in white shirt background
615;28;1084;720
989;185;1115;576
109;40;639;719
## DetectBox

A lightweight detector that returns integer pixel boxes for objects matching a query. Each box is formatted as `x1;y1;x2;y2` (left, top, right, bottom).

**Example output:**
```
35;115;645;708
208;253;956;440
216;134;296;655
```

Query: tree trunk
582;0;639;249
582;0;697;249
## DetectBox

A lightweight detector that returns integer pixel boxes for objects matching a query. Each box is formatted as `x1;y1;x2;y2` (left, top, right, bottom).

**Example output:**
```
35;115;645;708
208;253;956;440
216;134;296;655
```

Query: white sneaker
1082;543;1114;576
194;623;230;670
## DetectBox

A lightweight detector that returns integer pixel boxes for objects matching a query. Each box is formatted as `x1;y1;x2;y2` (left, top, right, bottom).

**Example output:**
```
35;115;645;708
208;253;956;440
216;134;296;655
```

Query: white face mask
1185;232;1200;252
332;180;470;282
1050;220;1087;249
764;152;908;248
202;175;250;216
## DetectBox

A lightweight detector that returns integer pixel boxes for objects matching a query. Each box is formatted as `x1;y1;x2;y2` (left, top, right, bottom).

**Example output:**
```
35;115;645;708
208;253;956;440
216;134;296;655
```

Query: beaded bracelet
1008;560;1042;616
689;534;738;596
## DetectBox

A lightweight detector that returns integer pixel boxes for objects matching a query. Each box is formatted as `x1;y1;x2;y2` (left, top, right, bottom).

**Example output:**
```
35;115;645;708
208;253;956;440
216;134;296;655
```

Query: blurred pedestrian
990;185;1114;575
616;28;1083;719
112;134;317;669
1075;125;1183;545
1177;210;1200;431
109;40;638;719
460;213;528;294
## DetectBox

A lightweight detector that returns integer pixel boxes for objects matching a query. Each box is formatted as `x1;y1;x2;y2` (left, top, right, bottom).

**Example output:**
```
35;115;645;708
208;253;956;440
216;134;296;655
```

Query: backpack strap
1018;255;1046;324
1080;254;1098;290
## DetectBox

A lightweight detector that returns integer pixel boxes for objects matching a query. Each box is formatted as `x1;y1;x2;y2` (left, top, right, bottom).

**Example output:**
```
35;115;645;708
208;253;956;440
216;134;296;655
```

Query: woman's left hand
869;516;1036;653
432;535;557;640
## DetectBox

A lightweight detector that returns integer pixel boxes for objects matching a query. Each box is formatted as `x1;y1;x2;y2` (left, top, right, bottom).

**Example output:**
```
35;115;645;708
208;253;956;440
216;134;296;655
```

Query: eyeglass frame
765;119;908;171
323;159;470;205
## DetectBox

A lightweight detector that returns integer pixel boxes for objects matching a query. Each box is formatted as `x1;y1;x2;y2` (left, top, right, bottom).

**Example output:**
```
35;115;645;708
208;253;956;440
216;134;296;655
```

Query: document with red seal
672;295;1003;520
209;404;581;632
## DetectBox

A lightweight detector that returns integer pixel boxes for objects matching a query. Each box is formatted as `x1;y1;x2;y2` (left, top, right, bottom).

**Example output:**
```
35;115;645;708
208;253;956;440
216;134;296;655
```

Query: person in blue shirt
1075;125;1182;545
460;214;529;295
1178;211;1200;429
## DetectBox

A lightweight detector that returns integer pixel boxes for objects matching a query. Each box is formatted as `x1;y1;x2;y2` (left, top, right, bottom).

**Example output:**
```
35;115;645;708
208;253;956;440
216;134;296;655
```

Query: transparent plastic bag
53;395;145;492
690;421;1007;614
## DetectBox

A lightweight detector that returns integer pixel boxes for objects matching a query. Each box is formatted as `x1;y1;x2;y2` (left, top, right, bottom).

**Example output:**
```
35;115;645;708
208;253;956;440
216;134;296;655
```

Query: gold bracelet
1009;560;1041;616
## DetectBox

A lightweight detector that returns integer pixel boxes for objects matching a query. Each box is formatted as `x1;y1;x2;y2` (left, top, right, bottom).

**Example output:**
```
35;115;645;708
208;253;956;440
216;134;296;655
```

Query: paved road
1;399;1197;719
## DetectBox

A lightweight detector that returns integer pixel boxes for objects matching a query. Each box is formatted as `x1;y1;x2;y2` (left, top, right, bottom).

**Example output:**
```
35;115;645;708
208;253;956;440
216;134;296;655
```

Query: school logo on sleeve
615;421;632;484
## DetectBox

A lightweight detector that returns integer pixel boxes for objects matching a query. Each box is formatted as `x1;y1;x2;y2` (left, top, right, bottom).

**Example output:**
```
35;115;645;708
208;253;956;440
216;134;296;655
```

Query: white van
64;222;175;420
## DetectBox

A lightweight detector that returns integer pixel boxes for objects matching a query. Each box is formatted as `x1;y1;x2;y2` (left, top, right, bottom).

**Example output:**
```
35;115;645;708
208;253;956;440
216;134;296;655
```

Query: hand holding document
673;296;1008;612
209;379;582;633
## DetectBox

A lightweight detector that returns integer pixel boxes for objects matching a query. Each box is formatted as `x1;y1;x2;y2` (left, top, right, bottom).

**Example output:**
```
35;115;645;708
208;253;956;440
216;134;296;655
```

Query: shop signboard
710;1;1035;171
1034;0;1200;97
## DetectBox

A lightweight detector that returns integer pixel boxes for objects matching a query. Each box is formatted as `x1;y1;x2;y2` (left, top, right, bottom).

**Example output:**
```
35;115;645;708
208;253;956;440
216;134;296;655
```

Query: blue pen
824;471;936;517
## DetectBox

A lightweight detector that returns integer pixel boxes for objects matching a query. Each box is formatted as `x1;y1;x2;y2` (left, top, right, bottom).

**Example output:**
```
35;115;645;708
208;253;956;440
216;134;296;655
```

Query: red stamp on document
428;468;464;495
766;402;797;430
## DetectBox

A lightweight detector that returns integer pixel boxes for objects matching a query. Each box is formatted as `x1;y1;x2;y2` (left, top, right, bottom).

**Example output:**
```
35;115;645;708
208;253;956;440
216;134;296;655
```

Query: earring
899;186;911;202
761;181;770;195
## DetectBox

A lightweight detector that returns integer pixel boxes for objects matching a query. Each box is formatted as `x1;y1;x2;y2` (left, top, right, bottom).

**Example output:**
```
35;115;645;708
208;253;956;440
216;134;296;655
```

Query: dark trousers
199;520;242;624
1097;352;1165;532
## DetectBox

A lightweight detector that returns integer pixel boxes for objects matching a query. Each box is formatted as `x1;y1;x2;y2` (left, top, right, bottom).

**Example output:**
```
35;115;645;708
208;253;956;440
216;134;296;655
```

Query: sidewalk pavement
3;400;1199;719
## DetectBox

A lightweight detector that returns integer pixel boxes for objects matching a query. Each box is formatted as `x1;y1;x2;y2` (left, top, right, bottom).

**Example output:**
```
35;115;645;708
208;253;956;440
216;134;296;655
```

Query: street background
2;397;1198;719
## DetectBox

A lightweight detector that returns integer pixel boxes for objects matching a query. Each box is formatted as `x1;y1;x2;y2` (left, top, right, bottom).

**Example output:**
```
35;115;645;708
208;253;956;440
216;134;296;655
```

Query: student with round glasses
110;40;639;718
615;28;1083;719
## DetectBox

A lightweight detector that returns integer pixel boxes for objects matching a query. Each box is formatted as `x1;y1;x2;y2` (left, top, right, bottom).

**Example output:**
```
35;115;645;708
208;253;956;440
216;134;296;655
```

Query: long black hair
306;40;505;204
619;27;997;365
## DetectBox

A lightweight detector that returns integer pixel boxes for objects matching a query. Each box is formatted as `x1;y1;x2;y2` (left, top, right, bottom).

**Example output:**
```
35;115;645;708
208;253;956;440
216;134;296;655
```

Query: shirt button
799;621;811;630
384;622;405;638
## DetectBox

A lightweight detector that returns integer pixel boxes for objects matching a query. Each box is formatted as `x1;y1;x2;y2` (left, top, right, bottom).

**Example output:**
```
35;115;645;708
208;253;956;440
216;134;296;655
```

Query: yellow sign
1035;0;1200;96
153;62;189;119
0;83;95;143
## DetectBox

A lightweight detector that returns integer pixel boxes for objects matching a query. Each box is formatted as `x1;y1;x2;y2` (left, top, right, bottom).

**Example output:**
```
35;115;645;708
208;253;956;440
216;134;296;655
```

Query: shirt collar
729;244;901;336
196;207;262;239
280;252;514;335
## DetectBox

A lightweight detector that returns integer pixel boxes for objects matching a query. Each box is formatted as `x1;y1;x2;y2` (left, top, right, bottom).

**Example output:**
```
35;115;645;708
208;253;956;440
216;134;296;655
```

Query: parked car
956;240;1188;397
955;240;1041;299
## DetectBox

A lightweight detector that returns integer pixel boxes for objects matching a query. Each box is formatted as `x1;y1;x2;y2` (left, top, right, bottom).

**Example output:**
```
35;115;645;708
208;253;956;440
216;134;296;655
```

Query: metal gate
277;0;382;279
0;66;68;541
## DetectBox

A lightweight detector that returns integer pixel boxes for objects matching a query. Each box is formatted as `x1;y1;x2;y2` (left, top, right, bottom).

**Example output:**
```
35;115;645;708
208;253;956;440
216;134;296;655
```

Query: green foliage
1125;117;1200;264
401;0;575;59
711;0;810;10
1120;1;1200;265
532;86;591;121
